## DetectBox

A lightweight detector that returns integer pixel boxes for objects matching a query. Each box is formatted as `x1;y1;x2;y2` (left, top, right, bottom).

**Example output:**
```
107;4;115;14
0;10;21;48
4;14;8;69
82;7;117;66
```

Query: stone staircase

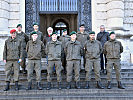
0;59;133;100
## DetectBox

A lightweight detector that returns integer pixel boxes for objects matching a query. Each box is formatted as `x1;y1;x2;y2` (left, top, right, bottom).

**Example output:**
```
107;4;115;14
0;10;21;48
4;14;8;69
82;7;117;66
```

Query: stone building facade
0;0;133;67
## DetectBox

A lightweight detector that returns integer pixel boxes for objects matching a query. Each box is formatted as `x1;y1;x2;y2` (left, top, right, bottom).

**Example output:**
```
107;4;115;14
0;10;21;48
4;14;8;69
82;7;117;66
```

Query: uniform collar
89;39;96;43
70;40;77;44
51;40;60;44
9;37;17;42
16;31;23;35
109;39;116;42
32;39;38;44
77;31;87;35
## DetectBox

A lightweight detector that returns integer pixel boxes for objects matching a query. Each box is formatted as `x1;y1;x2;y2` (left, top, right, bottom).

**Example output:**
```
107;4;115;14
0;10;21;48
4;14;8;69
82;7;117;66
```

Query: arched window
53;20;69;36
55;22;67;28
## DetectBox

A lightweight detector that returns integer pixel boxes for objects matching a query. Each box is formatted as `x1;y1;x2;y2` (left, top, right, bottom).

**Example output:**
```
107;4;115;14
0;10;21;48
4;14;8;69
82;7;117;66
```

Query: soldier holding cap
103;31;125;89
16;24;29;74
65;31;83;89
46;32;63;90
3;29;23;91
26;31;45;90
84;31;104;89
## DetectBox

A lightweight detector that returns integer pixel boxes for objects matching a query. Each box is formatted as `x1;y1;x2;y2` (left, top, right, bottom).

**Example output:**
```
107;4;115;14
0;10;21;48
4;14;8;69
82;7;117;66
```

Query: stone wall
124;0;133;34
0;0;25;35
92;0;125;34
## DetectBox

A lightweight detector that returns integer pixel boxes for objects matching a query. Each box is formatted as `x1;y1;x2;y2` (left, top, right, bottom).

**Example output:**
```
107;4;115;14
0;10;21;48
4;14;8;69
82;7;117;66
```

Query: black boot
67;82;71;89
15;81;19;90
46;82;51;90
4;82;10;91
58;82;62;90
75;82;80;89
37;82;42;90
118;81;125;89
22;68;27;74
103;69;107;75
97;81;104;89
26;82;32;90
85;81;89;89
107;81;111;89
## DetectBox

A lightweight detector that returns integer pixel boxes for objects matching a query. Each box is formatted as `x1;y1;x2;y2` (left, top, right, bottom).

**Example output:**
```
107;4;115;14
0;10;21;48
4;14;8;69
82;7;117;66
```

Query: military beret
16;24;22;28
109;31;115;36
51;32;57;36
89;31;95;35
33;22;38;26
70;31;76;35
80;24;85;27
63;29;67;32
31;31;38;35
10;29;16;34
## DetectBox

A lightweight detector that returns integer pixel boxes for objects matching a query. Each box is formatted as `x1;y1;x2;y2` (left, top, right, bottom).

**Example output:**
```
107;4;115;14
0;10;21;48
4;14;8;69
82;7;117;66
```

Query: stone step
0;89;133;100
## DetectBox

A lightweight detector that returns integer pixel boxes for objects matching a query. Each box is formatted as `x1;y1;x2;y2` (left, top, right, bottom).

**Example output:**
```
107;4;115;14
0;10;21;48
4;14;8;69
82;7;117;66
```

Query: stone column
78;0;92;32
0;0;9;35
107;0;124;32
20;0;25;32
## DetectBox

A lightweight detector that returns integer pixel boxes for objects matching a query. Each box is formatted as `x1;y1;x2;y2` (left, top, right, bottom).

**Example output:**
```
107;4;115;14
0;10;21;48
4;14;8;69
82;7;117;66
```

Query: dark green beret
109;31;115;36
31;31;38;35
63;29;67;32
33;22;38;26
51;32;57;36
89;31;95;35
16;24;22;28
70;31;76;35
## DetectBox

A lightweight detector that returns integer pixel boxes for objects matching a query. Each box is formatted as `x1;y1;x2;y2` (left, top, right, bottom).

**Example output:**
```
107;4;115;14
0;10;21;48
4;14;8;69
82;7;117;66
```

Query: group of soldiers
3;23;125;91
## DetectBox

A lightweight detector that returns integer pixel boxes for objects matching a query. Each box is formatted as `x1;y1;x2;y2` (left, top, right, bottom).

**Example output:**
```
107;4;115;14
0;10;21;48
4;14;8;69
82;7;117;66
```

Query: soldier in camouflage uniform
30;23;43;41
46;32;63;90
84;31;104;89
16;24;29;74
59;29;70;73
65;31;83;89
3;29;23;91
76;24;89;69
26;31;45;90
103;31;125;89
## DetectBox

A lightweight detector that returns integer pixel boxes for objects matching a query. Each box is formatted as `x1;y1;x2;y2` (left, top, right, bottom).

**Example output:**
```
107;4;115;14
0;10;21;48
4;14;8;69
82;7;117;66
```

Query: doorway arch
53;19;69;36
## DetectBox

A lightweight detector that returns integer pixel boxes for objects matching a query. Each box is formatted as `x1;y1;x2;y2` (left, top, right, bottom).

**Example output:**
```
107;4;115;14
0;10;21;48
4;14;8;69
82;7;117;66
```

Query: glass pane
55;22;67;27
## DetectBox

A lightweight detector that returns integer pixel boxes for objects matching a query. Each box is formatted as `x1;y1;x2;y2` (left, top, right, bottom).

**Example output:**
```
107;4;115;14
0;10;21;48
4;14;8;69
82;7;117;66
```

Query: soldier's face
63;31;67;35
11;32;16;39
17;26;22;31
71;34;76;41
52;34;57;41
32;34;38;41
110;34;116;40
100;27;105;32
33;25;39;30
48;30;53;35
79;26;85;32
89;34;95;40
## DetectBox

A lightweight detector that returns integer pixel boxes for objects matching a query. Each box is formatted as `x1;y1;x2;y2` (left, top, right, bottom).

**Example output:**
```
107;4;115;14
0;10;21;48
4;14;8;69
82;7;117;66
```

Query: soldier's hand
3;60;6;63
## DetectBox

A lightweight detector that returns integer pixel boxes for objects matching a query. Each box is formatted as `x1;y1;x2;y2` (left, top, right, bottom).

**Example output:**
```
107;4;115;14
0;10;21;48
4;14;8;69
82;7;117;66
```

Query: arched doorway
53;19;69;36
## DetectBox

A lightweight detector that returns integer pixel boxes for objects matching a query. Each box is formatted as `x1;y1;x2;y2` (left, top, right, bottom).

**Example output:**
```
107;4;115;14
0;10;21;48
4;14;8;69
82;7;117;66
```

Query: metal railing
40;0;77;11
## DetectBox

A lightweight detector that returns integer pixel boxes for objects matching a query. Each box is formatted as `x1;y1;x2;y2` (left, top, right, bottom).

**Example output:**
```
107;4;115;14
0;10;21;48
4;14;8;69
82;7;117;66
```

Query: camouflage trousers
47;60;62;82
85;59;101;81
66;60;80;82
27;60;41;82
106;59;121;81
5;61;19;82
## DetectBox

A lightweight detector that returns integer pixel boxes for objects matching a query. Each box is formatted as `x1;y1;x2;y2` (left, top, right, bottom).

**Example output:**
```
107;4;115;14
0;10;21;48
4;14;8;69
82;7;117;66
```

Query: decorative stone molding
78;0;91;32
